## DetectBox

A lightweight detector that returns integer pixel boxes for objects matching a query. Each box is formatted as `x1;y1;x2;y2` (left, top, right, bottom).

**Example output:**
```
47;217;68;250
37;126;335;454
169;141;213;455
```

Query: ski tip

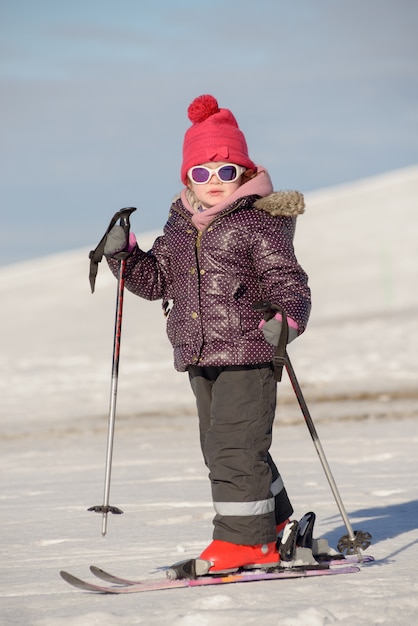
60;569;106;593
60;570;79;584
60;570;89;589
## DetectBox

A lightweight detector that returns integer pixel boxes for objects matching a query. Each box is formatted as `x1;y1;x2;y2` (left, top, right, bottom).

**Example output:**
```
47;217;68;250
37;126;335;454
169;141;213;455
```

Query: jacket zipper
195;230;203;258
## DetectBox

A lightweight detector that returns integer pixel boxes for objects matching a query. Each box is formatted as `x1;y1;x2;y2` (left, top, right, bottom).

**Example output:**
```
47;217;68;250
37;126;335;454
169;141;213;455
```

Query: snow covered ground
1;166;418;625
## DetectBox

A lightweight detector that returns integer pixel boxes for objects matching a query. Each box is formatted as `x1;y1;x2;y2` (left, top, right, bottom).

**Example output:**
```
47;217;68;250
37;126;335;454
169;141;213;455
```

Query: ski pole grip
253;300;289;382
252;300;276;322
114;207;137;261
119;206;136;235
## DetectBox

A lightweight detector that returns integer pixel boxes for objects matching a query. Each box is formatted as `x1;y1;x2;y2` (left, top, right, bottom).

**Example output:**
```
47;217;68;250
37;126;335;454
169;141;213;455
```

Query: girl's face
187;162;244;209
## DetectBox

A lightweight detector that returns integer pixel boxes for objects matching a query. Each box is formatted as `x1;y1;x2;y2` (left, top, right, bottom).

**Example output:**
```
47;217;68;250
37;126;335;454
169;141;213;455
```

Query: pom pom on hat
181;94;256;184
187;95;220;124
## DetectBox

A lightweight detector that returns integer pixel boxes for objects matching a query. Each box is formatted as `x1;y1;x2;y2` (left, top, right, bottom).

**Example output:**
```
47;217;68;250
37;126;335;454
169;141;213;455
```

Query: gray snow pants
188;363;293;545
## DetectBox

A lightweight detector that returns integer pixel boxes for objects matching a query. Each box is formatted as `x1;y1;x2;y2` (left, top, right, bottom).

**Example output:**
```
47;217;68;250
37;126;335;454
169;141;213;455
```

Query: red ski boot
199;540;279;573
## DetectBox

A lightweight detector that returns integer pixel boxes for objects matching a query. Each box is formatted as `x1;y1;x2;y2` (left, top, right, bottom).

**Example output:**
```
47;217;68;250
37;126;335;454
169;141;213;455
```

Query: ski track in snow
1;167;418;625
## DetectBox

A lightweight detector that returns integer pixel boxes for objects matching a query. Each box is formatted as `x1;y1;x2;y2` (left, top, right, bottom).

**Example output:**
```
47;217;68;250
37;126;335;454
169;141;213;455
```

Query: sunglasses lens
190;167;211;183
218;165;238;182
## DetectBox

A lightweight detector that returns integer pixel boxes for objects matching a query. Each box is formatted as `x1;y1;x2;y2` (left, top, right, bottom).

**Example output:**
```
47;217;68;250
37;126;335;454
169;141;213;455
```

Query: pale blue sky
1;0;417;264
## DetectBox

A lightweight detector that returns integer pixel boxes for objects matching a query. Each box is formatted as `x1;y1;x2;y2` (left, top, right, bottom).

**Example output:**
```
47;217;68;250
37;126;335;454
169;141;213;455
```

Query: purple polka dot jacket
108;191;311;372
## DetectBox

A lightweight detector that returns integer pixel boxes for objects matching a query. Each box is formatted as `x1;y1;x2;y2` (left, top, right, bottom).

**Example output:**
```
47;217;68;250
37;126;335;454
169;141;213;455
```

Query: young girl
106;94;311;573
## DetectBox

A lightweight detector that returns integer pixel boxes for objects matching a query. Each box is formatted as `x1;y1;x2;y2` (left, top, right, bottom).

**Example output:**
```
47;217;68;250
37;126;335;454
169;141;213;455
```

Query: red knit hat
181;95;256;184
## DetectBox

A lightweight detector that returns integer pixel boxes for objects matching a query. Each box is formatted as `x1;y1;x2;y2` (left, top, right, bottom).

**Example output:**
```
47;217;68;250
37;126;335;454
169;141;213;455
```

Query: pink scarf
180;165;274;231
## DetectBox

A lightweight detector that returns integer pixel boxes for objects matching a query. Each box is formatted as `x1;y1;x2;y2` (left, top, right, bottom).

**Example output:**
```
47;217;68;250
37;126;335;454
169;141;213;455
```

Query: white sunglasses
188;164;247;184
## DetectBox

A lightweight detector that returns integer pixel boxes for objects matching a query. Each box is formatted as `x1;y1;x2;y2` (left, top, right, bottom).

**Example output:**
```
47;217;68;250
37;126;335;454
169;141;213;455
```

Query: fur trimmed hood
254;190;305;218
173;189;305;220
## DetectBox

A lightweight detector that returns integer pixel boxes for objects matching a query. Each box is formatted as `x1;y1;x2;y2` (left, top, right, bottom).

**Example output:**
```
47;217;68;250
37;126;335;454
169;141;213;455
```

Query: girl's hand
258;313;299;345
104;226;137;258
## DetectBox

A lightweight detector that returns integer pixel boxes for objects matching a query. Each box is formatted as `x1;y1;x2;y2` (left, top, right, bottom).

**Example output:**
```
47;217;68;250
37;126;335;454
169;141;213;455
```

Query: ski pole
88;207;136;536
253;300;372;557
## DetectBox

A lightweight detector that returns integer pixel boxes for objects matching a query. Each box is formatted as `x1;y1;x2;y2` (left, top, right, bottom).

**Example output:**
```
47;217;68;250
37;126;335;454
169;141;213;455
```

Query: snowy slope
1;166;418;625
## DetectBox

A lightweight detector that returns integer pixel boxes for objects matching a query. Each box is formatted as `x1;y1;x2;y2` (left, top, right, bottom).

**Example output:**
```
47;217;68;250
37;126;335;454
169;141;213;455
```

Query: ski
60;563;362;594
89;553;374;587
90;565;139;585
